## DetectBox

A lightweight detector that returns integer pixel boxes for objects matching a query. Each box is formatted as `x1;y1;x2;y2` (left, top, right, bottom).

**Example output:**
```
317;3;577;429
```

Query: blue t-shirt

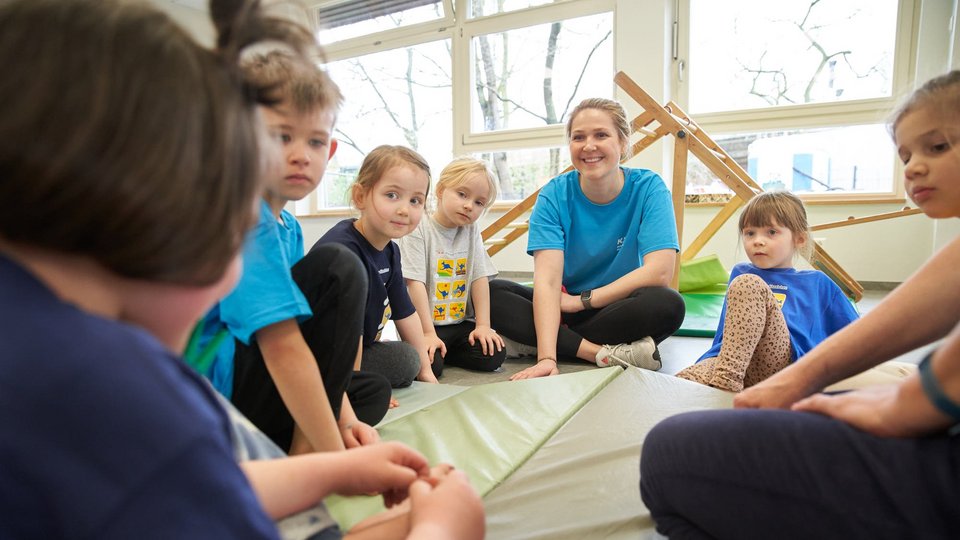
312;219;416;347
197;200;311;397
699;262;860;362
527;167;679;293
0;254;279;539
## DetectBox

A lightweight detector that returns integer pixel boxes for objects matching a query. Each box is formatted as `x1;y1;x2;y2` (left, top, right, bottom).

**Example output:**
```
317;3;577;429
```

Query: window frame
301;0;614;213
674;0;919;204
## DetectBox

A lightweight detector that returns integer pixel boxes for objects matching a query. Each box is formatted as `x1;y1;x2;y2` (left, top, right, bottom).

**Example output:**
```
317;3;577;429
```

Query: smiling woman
488;97;686;380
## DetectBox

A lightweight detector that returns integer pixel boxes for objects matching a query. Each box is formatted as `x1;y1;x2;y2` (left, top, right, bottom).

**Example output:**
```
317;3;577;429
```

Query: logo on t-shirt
456;258;467;275
616;237;625;251
375;299;391;341
437;259;455;277
452;280;466;298
449;302;466;321
773;293;786;308
435;282;451;300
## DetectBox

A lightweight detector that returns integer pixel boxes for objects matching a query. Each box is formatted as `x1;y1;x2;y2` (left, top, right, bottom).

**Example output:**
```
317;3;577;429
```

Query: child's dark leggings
431;320;507;378
488;279;685;360
232;243;391;451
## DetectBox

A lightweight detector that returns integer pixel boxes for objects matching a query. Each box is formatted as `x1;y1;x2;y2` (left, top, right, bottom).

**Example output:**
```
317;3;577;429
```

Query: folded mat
329;367;622;529
678;254;728;293
484;369;734;539
676;291;725;337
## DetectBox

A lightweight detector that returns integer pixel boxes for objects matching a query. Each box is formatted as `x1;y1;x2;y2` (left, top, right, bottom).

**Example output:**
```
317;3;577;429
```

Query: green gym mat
676;291;725;338
675;255;728;338
328;368;622;529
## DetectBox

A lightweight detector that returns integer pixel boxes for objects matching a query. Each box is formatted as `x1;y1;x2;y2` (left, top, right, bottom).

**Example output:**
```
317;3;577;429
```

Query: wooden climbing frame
482;71;922;302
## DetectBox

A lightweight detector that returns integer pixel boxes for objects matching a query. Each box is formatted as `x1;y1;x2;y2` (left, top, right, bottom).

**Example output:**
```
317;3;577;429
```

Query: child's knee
729;273;767;291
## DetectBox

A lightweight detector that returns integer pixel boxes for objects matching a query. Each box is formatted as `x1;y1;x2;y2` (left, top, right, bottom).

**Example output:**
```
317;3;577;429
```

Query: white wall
153;0;960;283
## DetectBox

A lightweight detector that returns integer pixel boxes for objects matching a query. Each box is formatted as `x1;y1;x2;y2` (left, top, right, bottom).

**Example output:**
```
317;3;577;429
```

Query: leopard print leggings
676;273;792;392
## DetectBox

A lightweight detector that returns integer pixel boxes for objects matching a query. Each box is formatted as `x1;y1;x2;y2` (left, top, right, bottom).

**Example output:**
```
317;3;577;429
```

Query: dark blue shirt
312;219;416;346
0;254;279;539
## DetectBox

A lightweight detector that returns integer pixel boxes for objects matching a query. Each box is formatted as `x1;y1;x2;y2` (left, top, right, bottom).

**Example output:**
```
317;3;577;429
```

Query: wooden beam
811;208;923;231
681;196;744;262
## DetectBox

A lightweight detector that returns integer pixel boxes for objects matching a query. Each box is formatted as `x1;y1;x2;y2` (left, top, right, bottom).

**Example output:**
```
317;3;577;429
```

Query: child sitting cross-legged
399;157;506;379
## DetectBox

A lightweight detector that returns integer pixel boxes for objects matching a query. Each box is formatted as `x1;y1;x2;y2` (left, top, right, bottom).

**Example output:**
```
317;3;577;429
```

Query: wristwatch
580;289;593;310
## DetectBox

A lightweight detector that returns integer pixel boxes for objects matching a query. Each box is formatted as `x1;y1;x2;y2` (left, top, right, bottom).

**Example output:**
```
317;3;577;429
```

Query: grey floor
435;290;935;386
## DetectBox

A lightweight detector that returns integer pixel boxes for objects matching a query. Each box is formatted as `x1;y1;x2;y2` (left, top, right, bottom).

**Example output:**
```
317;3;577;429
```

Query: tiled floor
435;289;936;386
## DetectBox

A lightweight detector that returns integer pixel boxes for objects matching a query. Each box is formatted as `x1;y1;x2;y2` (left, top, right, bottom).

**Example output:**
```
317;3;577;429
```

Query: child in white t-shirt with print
400;157;506;378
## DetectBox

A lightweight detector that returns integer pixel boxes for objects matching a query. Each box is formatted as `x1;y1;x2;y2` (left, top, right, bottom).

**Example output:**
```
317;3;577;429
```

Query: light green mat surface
329;368;621;529
484;369;734;539
376;382;469;427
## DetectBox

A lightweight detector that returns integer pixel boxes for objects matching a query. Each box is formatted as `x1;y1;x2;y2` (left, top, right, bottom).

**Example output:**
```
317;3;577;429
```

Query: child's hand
335;442;431;505
408;468;485;540
425;333;447;362
339;419;380;448
389;397;400;409
510;359;559;380
468;325;504;356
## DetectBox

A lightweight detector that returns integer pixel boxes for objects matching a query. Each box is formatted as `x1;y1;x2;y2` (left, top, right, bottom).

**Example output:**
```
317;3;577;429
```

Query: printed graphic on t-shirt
433;304;447;321
375;299;391;341
773;293;786;308
456;258;467;276
449;302;466;321
437;259;454;277
452;280;466;299
435;282;451;300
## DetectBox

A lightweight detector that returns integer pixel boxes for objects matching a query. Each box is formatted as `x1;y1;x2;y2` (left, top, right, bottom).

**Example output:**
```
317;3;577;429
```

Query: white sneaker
501;335;537;358
596;336;661;371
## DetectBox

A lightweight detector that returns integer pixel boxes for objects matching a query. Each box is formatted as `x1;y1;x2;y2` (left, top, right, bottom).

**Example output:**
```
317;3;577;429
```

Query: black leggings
641;409;960;539
232;243;391;450
488;279;684;360
431;321;507;378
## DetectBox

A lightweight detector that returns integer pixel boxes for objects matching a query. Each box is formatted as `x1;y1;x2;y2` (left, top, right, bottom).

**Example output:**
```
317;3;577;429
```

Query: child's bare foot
509;359;558;380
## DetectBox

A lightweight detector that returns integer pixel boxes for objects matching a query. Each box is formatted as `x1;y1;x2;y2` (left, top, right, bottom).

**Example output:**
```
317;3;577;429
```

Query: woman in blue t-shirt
490;98;685;379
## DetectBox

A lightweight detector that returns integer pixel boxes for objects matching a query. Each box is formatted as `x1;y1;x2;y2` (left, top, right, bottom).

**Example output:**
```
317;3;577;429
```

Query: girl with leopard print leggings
676;191;860;392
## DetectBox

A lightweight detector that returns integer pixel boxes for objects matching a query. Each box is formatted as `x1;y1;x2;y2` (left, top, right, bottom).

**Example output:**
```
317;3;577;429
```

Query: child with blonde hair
399;157;506;379
677;190;859;392
312;145;438;386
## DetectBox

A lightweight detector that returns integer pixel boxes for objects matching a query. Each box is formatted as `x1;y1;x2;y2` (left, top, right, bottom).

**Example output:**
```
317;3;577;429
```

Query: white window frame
674;0;919;204
302;0;614;213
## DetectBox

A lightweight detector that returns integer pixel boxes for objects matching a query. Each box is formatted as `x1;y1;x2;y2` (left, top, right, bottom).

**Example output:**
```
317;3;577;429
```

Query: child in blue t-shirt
677;191;859;392
192;51;391;454
399;157;506;378
312;145;438;386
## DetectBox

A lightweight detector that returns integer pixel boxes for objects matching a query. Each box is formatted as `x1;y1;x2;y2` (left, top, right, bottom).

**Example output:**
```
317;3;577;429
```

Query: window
686;125;895;195
313;41;453;211
300;0;613;212
680;0;911;200
473;146;565;200
316;0;448;44
469;12;613;133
